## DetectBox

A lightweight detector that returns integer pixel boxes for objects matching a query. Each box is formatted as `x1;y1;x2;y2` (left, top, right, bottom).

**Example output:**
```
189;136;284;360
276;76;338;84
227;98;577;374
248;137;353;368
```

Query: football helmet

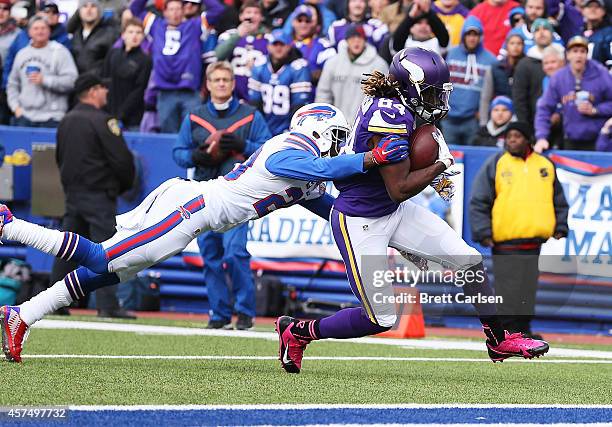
290;103;350;157
388;47;453;123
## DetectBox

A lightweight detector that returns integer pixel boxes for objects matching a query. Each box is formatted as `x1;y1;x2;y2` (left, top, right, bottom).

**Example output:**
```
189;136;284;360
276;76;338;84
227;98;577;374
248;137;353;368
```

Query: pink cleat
487;331;549;362
275;316;311;374
0;306;30;363
0;204;13;238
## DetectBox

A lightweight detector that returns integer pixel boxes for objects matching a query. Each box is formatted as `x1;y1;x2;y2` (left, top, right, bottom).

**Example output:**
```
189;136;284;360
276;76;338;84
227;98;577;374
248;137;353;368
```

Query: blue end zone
7;407;612;426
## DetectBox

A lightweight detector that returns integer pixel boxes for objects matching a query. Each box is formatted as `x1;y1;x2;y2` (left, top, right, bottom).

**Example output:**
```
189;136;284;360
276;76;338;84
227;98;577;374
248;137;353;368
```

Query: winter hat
504;121;533;140
531;18;554;33
490;96;514;113
345;24;366;40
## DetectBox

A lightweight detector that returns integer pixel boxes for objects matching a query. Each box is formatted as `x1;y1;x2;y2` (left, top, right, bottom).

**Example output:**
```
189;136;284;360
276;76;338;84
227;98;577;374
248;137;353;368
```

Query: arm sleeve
392;14;415;52
552;165;569;237
96;120;135;193
201;0;225;27
130;0;147;19
6;65;20;112
244;110;272;156
314;60;333;104
469;155;498;243
299;192;335;219
534;83;558;140
593;72;612;117
173;115;195;168
479;68;494;126
42;48;78;93
247;67;263;106
427;11;449;48
2;35;20;89
265;149;366;181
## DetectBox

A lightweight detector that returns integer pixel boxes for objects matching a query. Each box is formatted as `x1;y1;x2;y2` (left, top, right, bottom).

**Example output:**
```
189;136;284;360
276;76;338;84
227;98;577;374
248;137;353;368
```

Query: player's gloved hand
220;133;246;154
432;128;454;169
430;170;460;202
191;147;221;167
371;135;409;165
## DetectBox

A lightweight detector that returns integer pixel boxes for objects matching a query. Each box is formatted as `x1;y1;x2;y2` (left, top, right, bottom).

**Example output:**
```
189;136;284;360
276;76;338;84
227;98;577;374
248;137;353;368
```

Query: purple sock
318;307;390;339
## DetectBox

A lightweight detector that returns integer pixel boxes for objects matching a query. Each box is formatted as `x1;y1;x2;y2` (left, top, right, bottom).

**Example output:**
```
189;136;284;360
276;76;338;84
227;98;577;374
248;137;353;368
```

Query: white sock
3;219;64;257
19;280;74;325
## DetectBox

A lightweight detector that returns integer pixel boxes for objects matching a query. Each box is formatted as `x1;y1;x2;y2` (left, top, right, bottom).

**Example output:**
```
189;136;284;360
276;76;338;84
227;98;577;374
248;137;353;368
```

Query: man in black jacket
102;17;152;130
70;0;119;74
53;73;135;318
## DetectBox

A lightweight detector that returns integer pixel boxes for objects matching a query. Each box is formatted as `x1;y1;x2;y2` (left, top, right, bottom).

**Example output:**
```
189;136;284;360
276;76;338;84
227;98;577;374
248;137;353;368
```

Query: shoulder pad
290;58;308;70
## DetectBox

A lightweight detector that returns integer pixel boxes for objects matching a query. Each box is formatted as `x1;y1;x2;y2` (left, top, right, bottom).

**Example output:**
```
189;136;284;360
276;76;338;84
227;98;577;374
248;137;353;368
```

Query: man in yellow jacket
470;121;568;339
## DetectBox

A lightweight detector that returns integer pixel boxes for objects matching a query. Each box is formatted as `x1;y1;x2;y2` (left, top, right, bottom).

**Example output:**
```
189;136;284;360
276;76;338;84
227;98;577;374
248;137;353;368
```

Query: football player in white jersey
0;103;410;363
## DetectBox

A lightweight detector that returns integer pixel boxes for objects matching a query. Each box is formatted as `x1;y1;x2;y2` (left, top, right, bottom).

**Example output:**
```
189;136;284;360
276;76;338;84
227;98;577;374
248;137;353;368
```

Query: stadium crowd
0;0;609;150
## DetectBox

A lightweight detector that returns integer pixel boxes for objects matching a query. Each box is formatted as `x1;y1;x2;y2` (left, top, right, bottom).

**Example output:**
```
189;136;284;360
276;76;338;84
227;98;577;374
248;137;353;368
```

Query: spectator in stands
469;0;519;56
215;0;268;102
102;17;152;131
183;0;202;19
261;0;297;31
302;0;337;35
539;45;565;148
470;121;568;339
547;0;583;44
508;6;525;30
580;0;612;69
70;0;119;74
524;19;564;60
535;35;612;151
474;95;516;147
248;29;311;134
432;0;469;48
7;16;77;127
130;0;225;133
327;0;388;49
379;0;410;33
444;16;497;145
290;5;335;86
173;61;271;330
480;32;524;124
512;22;563;124
0;0;18;124
596;117;612;151
316;24;388;119
53;72;135;319
391;0;450;56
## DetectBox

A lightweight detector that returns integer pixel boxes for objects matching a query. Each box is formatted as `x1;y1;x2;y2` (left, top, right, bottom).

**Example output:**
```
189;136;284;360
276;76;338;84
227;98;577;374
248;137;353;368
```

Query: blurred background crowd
0;0;610;150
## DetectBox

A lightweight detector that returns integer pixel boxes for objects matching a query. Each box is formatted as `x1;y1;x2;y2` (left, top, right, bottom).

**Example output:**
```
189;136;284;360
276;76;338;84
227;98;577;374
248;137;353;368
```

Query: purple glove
371;135;409;165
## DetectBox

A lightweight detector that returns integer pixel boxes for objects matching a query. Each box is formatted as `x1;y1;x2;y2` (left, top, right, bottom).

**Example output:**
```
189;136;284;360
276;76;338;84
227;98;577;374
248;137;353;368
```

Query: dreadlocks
360;71;400;99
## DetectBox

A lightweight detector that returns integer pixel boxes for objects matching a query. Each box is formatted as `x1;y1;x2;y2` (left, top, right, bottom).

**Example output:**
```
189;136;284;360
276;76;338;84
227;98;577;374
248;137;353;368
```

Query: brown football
409;124;440;171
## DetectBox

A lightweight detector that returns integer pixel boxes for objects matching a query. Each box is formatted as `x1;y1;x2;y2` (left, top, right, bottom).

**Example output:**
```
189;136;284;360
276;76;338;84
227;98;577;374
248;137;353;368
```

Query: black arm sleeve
392;14;416;52
95;117;136;193
552;165;569;237
469;153;500;243
427;11;449;48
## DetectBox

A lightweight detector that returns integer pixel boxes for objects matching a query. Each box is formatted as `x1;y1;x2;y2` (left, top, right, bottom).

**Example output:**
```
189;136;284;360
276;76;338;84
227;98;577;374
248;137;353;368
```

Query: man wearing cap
249;29;311;134
6;15;77;127
69;0;119;74
444;16;497;145
535;35;612;151
52;72;135;318
474;96;516;147
470;121;568;339
316;23;387;119
130;0;225;133
580;0;612;69
512;18;564;125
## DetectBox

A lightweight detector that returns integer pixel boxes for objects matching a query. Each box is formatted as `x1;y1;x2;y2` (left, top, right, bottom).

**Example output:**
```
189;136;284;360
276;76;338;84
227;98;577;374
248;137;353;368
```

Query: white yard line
32;319;612;360
20;354;612;364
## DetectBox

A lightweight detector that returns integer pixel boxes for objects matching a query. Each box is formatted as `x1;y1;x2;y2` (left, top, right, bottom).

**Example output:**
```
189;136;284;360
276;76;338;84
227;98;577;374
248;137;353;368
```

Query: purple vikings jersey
334;96;415;218
219;31;269;100
327;18;388;49
294;37;336;75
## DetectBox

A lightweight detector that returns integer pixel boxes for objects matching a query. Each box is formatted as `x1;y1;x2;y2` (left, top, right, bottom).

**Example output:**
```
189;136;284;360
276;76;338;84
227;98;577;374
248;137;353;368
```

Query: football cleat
275;316;311;374
487;331;549;362
0;305;30;363
0;204;13;239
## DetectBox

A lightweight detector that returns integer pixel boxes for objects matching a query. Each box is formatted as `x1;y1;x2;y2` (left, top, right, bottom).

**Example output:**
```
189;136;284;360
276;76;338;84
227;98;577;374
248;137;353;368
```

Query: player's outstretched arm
380;158;446;203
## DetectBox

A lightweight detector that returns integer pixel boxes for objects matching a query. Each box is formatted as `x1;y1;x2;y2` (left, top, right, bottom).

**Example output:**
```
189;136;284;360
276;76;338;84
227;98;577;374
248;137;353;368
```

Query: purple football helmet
389;47;453;123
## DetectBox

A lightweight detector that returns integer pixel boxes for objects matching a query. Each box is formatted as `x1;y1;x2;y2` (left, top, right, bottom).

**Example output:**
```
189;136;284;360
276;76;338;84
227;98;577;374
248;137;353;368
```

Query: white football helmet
289;103;350;156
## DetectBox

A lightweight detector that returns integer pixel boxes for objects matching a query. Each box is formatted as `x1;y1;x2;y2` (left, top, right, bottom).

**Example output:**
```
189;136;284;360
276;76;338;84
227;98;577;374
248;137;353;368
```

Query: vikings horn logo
296;105;336;126
400;58;425;85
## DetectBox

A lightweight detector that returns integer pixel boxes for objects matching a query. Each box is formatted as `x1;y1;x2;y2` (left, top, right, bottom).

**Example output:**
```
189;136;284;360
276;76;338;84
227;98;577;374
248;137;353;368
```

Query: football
409;124;440;170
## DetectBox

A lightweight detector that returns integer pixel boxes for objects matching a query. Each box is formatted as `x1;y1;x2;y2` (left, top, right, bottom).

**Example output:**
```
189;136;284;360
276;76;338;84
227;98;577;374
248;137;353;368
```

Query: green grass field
2;316;610;406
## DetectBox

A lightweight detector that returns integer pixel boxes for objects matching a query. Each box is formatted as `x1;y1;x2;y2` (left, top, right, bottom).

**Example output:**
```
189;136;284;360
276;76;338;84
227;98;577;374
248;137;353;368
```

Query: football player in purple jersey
275;47;551;374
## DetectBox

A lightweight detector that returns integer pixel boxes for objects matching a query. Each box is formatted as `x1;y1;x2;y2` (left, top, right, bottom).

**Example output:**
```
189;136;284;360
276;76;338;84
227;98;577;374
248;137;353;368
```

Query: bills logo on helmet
296;105;337;126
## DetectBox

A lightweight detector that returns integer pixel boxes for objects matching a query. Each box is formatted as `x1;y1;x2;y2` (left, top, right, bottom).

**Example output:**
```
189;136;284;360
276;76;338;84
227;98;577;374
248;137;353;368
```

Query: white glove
432;128;454;169
430;170;460;202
